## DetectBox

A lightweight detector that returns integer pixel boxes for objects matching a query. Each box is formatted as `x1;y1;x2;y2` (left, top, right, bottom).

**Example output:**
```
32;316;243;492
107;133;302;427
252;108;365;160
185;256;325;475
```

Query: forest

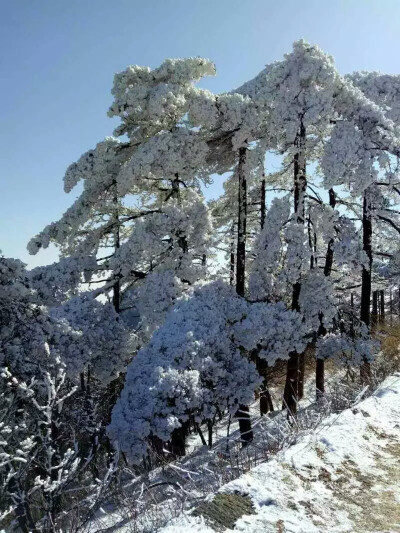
2;40;400;532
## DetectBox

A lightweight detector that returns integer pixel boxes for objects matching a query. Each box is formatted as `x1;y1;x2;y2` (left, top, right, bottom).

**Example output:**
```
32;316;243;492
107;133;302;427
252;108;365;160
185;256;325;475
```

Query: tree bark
360;189;372;382
260;175;266;229
315;188;337;400
170;424;187;457
207;420;213;448
236;147;247;298
316;357;325;399
380;289;385;322
230;224;235;287
256;357;274;415
256;175;273;413
235;146;253;444
283;122;306;415
112;182;121;313
372;291;378;326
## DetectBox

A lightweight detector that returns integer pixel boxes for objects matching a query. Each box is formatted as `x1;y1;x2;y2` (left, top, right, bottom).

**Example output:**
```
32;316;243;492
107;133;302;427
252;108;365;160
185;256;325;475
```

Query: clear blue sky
2;0;400;267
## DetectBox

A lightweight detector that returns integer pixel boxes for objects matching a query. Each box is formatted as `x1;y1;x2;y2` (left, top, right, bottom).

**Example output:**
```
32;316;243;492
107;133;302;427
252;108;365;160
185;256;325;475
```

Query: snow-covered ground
159;373;400;533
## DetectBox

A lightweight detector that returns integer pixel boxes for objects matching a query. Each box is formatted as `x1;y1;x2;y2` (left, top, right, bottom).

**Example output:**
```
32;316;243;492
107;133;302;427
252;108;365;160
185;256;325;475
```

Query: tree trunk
207;420;213;448
112;182;121;313
283;122;306;415
230;224;235;287
323;189;336;278
257;176;272;413
298;352;305;400
256;357;274;415
283;353;300;414
235;146;253;444
170;424;187;457
372;291;378;326
260;175;266;229
316;357;325;400
380;289;385;322
315;188;337;400
360;190;372;383
236;147;247;298
390;288;393;324
350;293;355;338
80;372;85;392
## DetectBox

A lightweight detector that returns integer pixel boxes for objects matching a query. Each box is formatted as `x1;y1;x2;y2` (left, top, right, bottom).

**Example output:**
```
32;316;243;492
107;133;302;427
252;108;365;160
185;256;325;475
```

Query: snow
157;373;400;532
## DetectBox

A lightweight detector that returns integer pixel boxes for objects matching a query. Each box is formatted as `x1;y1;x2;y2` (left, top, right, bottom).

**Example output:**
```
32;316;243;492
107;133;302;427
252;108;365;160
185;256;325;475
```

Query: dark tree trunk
256;357;274;415
236;147;247;298
380;289;385;322
149;434;165;456
172;174;189;254
230;225;235;287
257;176;272;413
261;176;266;229
112;278;121;313
283;352;300;414
207;420;213;448
80;372;85;392
196;424;207;447
112;183;121;313
323;190;336;278
298;352;305;400
372;291;378;326
360;190;372;382
315;188;337;400
316;357;325;399
170;424;187;457
235;146;253;444
230;250;235;286
283;122;306;415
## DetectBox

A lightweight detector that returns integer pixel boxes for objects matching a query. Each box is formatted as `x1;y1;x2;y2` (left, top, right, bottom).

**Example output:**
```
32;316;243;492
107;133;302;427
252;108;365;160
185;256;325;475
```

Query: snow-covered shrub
108;281;261;462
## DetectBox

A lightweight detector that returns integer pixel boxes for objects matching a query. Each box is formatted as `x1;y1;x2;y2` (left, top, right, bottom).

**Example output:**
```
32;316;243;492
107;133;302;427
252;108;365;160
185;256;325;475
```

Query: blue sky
2;0;400;267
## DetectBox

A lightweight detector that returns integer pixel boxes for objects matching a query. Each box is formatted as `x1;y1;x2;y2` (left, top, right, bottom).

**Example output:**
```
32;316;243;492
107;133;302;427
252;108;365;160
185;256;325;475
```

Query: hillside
159;374;400;533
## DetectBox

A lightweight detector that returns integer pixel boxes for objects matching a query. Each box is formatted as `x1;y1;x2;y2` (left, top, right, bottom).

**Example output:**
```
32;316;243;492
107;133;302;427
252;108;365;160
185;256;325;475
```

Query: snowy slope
159;373;400;533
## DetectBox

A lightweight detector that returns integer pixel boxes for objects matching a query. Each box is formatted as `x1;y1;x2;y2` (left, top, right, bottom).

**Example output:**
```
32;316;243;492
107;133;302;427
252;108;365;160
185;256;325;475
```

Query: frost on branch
333;217;368;269
110;190;211;283
283;220;310;285
0;358;81;532
117;129;210;196
299;270;336;332
316;326;379;365
51;295;136;384
108;57;215;139
236;40;338;149
233;301;307;365
133;271;185;339
28;255;97;305
249;196;290;301
348;71;400;124
63;136;124;193
27;137;129;256
0;256;57;377
321;121;377;195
